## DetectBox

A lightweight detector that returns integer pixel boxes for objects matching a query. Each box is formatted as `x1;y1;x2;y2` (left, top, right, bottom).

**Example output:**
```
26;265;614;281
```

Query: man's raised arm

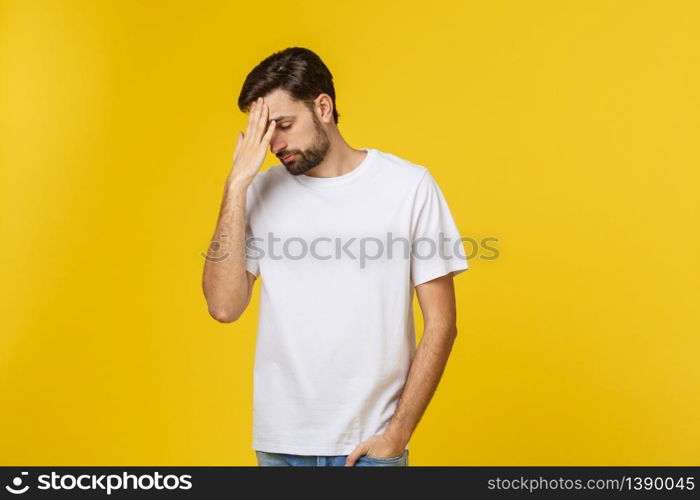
202;97;276;322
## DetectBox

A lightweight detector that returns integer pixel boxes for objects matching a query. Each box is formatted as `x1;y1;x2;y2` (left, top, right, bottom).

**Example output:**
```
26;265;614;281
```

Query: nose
271;140;287;157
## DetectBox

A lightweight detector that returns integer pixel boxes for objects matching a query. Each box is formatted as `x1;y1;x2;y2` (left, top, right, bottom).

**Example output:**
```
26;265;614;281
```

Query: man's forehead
261;88;295;109
266;94;303;122
248;89;302;122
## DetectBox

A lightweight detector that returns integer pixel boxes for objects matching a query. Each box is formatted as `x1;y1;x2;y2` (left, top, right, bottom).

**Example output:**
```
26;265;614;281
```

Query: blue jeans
255;449;409;467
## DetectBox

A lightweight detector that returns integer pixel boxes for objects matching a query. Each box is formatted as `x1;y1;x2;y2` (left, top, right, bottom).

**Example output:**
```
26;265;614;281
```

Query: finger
251;98;264;139
243;101;254;138
244;99;258;138
344;445;367;467
256;102;267;138
253;97;263;123
262;120;275;146
256;102;269;140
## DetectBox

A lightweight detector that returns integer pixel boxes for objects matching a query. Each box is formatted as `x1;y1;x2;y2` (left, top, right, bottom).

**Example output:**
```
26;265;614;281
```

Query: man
202;47;469;467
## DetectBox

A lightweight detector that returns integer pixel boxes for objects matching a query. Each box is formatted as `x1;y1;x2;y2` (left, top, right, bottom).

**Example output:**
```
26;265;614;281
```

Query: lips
283;153;297;162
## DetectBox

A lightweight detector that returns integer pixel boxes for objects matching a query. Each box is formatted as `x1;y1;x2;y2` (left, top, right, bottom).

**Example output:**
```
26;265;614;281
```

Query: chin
285;161;312;176
287;167;307;176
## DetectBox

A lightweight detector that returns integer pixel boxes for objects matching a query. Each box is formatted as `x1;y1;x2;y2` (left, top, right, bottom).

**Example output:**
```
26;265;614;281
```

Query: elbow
448;324;458;340
443;323;458;340
208;306;242;323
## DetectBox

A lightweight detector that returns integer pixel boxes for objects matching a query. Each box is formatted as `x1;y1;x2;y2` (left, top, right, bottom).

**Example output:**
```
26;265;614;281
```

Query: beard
281;114;331;176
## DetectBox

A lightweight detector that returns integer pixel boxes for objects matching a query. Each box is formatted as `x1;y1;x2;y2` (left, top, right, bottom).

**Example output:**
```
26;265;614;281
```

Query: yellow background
1;0;698;465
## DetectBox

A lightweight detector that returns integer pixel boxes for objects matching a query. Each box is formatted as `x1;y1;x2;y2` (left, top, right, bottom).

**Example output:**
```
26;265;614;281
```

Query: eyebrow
268;115;294;124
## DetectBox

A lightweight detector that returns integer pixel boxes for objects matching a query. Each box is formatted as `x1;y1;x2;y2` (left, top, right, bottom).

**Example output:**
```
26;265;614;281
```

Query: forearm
201;176;250;321
384;323;458;445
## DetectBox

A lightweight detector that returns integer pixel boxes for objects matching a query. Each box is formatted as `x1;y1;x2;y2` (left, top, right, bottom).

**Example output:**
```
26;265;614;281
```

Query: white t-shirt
244;147;468;455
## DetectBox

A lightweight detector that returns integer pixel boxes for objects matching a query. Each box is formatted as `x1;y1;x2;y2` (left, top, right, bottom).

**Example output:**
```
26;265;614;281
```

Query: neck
303;133;367;178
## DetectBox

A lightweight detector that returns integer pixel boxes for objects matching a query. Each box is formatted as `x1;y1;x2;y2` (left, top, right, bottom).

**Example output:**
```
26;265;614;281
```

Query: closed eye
278;124;291;130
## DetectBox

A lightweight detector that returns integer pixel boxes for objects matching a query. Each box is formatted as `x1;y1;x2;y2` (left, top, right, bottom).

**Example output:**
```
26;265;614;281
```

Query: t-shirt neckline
291;148;375;188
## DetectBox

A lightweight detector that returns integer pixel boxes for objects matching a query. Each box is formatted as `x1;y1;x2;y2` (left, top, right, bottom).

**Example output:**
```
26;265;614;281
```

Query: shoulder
371;148;431;188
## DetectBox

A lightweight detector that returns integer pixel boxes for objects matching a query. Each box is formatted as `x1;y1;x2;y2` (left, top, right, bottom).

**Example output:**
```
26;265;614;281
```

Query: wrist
226;174;251;194
383;423;411;446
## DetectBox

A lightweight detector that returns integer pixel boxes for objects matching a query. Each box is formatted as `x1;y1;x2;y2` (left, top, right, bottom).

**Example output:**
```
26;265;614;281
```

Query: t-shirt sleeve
410;170;469;287
244;183;260;278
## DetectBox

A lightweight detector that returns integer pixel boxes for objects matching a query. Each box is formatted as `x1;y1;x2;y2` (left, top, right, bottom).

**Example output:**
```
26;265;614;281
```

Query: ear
315;93;334;124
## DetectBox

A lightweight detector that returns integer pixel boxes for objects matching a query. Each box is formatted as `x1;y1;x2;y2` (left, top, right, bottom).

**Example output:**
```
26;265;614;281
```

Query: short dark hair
238;47;340;125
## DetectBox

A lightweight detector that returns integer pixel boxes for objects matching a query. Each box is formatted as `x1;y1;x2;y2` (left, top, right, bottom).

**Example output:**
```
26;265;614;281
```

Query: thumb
344;443;368;467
